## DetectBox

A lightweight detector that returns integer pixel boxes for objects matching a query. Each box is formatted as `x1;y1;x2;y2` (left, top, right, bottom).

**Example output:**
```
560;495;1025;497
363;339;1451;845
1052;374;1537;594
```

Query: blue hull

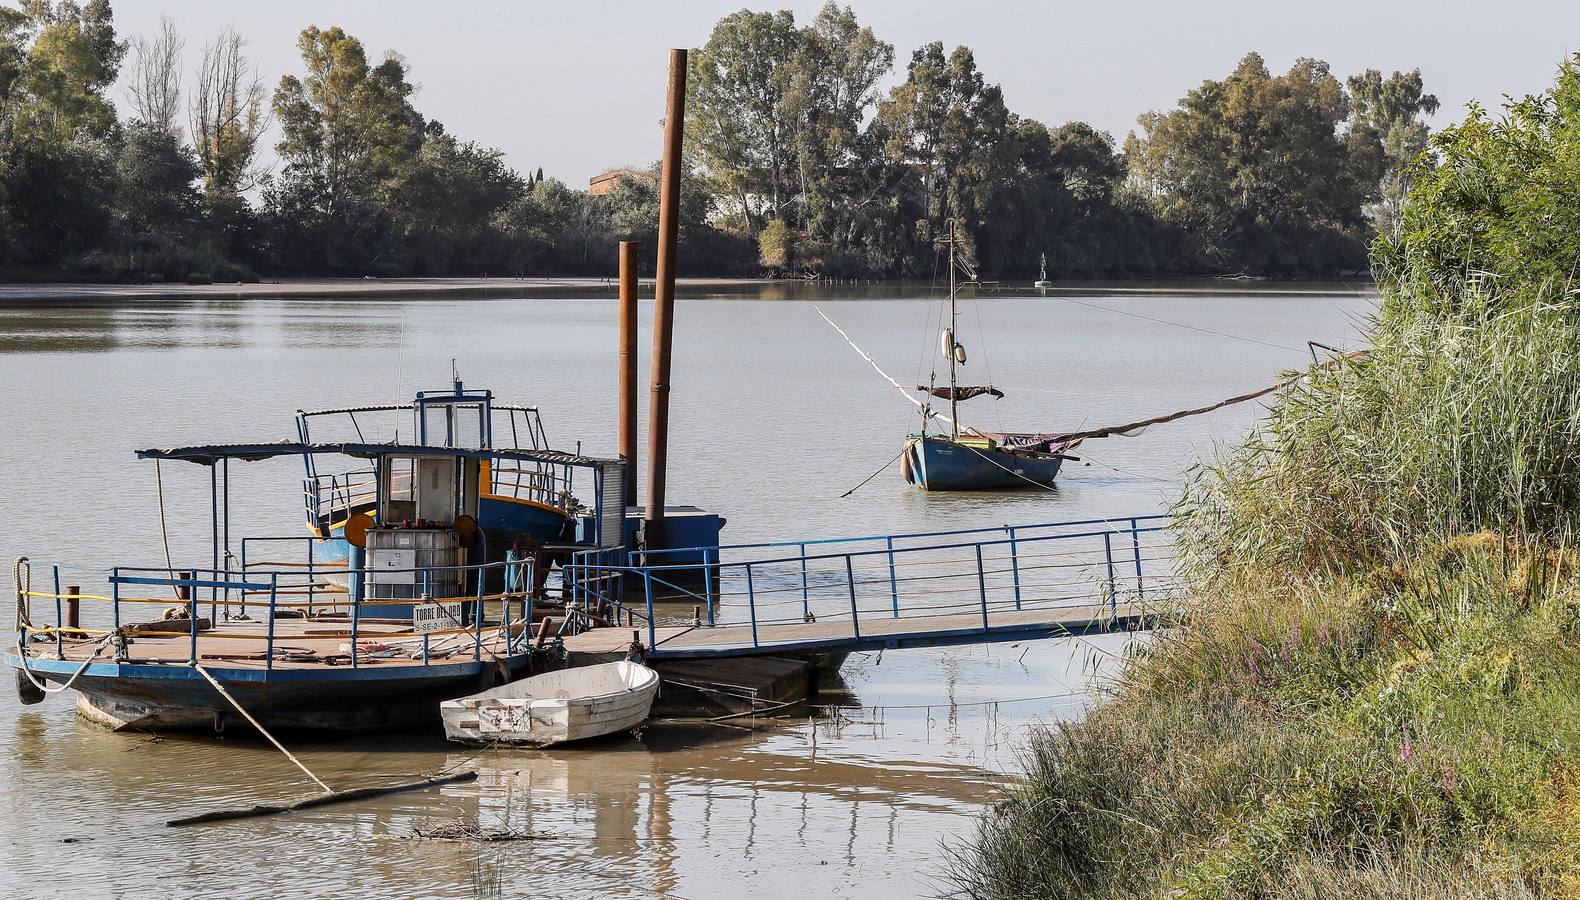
478;496;572;542
8;651;532;732
903;436;1064;491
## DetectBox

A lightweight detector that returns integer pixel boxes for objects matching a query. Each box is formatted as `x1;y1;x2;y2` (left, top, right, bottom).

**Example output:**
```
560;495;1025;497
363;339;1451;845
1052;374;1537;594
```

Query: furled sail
964;428;1082;453
917;385;1003;401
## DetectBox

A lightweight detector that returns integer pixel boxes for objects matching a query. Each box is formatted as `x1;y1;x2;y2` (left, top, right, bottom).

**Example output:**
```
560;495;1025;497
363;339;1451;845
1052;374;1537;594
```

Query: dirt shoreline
0;275;770;302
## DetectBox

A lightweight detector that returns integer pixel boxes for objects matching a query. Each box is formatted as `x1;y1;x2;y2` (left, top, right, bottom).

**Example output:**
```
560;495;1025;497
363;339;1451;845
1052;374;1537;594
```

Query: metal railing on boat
11;556;552;672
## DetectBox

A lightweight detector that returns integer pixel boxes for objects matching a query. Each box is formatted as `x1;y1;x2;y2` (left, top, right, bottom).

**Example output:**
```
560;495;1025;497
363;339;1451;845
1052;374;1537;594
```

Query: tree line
0;1;1438;283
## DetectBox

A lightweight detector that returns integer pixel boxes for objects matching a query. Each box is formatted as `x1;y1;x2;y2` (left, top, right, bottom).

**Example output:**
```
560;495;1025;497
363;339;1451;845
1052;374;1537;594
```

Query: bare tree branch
127;15;183;135
190;25;270;195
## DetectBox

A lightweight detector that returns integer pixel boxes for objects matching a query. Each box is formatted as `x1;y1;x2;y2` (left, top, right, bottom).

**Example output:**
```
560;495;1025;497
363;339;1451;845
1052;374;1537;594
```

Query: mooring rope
1054;295;1309;354
836;444;910;499
13;632;114;695
12;556;29;631
1044;349;1370;443
153;460;181;601
193;663;335;794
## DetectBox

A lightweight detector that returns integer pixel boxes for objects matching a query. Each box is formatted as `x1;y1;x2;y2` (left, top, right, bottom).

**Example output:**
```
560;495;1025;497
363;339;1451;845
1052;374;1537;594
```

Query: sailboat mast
947;220;959;439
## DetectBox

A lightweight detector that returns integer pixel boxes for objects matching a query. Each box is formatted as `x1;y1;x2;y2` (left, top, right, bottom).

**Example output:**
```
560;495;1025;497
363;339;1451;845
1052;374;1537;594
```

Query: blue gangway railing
567;514;1178;651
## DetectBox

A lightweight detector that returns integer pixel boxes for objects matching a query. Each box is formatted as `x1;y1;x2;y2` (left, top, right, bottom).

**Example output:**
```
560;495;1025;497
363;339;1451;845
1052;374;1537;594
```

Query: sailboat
900;223;1080;491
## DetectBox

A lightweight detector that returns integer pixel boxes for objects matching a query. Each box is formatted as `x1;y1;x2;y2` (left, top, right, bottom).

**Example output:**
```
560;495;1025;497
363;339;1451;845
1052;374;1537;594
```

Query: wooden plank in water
168;771;479;827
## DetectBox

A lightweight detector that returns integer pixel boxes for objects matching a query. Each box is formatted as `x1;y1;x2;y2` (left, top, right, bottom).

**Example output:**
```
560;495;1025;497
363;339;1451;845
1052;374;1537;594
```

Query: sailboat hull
904;435;1064;491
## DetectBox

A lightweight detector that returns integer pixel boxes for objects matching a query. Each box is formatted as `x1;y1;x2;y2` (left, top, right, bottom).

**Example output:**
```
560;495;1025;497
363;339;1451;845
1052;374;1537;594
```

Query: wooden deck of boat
565;600;1155;660
37;601;1156;670
42;620;519;670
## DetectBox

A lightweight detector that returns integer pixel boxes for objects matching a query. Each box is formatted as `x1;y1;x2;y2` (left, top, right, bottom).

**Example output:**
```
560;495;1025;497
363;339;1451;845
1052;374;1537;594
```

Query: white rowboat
440;661;660;747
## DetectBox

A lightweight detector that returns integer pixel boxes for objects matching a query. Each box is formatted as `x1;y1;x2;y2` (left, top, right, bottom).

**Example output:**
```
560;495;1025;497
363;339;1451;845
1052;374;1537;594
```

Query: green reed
948;283;1580;898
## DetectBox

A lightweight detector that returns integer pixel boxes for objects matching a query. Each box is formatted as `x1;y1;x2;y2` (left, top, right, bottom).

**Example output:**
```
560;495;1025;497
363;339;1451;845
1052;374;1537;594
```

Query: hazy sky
110;0;1580;187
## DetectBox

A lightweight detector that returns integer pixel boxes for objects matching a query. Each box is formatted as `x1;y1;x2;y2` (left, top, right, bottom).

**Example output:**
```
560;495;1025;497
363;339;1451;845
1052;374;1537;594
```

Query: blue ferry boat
6;384;636;733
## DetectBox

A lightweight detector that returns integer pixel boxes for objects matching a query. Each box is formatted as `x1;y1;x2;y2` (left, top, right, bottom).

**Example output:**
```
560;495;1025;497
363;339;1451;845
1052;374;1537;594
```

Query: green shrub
758;218;793;271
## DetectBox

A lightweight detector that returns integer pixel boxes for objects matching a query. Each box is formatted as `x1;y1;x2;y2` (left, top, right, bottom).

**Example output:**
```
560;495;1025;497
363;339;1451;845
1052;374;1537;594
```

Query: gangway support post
644;48;687;551
619;241;639;505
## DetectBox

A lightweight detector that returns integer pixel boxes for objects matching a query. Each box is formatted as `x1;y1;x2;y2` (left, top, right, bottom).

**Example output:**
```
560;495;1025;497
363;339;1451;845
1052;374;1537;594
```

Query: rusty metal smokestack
644;48;686;548
618;241;639;506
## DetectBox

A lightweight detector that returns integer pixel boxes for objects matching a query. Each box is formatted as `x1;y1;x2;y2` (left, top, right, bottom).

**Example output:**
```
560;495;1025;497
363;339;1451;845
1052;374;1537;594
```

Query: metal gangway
563;514;1180;659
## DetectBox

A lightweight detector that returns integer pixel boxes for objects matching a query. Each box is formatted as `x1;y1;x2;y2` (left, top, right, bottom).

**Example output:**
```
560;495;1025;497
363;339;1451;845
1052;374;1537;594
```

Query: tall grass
1180;286;1580;578
948;282;1580;898
951;538;1580;898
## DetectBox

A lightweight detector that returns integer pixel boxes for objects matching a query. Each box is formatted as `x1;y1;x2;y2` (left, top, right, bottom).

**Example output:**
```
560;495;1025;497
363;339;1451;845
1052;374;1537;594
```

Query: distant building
588;167;656;196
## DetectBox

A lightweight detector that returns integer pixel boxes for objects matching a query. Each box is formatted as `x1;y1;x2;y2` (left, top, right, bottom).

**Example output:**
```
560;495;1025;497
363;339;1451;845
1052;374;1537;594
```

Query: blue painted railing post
704;548;715;627
111;568;121;634
522;595;535;655
50;565;63;657
350;568;361;670
799;543;810;621
886;536;899;618
1103;531;1117;623
474;567;485;660
501;561;512;634
186;572;199;666
50;566;63;657
643;570;657;649
266;574;278;671
976;545;989;632
1008;527;1023;610
746;563;759;647
845;556;860;641
306;549;315;616
238;543;248;619
1129;517;1145;598
568;559;578;612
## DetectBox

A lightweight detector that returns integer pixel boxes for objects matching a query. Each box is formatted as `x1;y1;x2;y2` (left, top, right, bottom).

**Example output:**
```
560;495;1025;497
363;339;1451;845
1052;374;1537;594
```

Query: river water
0;281;1371;898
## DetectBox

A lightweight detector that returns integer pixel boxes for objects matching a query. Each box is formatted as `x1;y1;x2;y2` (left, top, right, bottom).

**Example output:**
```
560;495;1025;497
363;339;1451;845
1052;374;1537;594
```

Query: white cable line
815;305;952;426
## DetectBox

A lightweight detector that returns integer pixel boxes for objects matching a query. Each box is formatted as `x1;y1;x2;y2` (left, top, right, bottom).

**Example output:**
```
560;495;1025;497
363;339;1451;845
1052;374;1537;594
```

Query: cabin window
420;402;487;449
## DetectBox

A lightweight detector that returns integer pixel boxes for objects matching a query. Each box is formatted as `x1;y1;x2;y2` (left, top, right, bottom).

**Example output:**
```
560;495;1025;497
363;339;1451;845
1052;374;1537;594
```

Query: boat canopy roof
296;402;539;417
136;441;614;469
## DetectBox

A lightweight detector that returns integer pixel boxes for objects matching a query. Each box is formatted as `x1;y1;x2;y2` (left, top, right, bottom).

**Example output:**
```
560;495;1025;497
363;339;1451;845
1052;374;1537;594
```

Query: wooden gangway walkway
564;515;1177;661
565;600;1158;659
